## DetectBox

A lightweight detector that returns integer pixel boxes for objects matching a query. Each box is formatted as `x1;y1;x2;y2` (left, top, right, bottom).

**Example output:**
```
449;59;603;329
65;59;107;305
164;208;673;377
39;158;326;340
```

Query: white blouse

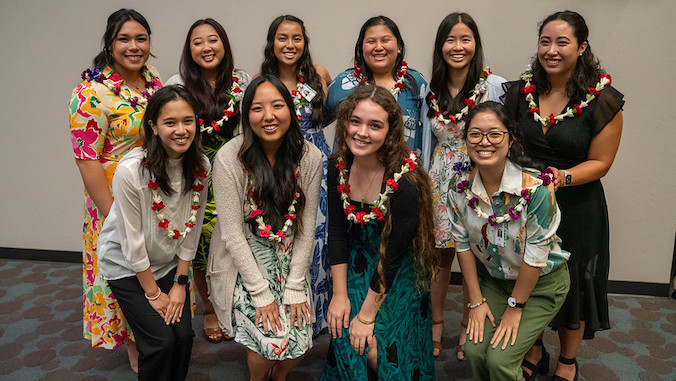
98;147;210;280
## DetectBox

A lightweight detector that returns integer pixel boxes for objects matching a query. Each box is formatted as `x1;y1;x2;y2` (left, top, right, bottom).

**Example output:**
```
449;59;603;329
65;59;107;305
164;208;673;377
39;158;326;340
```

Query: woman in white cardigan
208;75;322;381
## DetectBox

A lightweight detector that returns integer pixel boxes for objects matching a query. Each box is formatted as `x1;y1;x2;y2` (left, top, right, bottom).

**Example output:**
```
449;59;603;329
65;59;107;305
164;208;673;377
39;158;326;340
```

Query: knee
174;323;195;345
462;339;484;363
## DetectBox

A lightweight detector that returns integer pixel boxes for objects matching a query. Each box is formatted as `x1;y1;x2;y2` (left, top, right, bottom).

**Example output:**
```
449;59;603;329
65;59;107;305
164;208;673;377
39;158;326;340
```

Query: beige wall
1;0;674;284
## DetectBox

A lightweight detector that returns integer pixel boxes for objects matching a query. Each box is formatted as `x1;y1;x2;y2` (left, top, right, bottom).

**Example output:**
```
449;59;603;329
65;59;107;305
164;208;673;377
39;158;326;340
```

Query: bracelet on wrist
145;287;161;301
356;313;375;325
467;297;486;309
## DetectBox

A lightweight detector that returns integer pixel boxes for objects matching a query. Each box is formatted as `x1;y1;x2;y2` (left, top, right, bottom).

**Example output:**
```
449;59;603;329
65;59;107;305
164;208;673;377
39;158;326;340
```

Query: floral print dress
68;65;163;349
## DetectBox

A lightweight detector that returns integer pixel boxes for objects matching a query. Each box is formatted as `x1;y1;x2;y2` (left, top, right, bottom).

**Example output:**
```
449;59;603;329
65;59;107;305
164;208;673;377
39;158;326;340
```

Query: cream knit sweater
207;135;322;334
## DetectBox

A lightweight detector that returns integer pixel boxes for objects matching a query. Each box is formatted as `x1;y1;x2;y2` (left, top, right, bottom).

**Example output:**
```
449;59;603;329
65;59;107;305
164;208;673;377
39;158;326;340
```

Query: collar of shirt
470;160;523;206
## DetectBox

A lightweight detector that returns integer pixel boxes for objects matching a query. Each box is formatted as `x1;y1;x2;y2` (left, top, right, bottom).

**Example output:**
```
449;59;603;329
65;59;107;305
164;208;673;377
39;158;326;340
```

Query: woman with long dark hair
322;85;436;380
97;85;209;380
258;15;332;336
326;15;428;153
504;10;624;381
208;75;322;381
422;12;506;360
68;8;161;370
165;18;251;344
448;101;570;381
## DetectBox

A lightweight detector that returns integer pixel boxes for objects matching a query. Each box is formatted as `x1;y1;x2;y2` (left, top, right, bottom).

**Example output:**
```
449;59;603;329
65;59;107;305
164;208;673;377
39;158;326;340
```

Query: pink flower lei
248;169;301;242
455;168;554;227
336;152;417;225
149;168;207;240
428;67;492;125
520;66;612;127
199;74;244;134
352;61;409;99
81;66;160;108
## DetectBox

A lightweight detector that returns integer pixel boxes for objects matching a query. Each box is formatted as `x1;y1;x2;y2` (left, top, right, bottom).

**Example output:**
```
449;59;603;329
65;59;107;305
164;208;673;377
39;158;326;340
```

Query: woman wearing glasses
445;101;570;380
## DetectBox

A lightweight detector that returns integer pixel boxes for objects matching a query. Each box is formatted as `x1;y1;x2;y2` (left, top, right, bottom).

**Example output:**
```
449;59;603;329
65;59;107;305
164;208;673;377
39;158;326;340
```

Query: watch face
507;297;516;307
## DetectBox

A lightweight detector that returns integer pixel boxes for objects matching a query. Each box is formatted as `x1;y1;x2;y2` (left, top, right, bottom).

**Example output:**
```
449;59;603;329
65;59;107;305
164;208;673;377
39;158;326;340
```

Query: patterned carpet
0;258;674;380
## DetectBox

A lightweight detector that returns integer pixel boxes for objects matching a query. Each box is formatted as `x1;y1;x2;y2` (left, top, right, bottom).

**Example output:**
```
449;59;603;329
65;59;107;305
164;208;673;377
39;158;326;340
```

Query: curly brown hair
333;85;438;292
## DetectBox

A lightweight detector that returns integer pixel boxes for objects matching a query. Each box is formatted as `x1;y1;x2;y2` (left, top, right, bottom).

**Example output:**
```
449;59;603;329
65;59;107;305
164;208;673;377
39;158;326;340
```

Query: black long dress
504;81;624;338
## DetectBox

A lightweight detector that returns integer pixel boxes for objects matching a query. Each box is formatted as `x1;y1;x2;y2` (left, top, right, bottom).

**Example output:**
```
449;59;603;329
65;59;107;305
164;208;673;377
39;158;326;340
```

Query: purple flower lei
452;161;472;175
81;65;156;108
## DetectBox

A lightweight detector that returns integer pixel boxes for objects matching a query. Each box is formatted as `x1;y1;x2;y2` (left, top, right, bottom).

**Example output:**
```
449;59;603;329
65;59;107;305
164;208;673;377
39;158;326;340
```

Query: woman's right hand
467;302;495;344
255;302;282;335
327;294;351;339
148;292;170;319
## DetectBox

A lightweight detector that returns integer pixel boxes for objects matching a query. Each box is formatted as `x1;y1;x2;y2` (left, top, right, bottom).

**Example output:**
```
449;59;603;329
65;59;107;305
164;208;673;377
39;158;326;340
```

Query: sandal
432;319;444;357
456;322;467;362
204;313;224;343
552;356;578;381
522;338;549;381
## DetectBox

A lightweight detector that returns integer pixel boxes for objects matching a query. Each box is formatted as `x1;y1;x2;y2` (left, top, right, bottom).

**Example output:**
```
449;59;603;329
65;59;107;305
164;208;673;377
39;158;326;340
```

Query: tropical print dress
298;106;331;336
68;65;163;349
231;202;312;359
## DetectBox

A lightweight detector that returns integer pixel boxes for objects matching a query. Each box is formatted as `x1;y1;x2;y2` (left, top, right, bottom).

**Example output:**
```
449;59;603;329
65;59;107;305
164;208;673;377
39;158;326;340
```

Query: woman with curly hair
322;85;436;380
258;15;332;336
165;17;251;344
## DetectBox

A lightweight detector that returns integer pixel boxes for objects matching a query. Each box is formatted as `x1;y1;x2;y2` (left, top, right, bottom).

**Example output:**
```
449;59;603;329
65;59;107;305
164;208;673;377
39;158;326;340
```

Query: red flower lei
149;169;207;240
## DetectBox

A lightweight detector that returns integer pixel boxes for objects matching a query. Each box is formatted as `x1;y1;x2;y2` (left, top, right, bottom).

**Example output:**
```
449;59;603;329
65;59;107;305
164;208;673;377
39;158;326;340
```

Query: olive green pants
464;263;570;380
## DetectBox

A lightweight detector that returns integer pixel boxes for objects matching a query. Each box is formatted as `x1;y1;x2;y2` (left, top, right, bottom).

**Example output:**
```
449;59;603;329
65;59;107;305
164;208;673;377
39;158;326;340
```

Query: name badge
491;223;506;247
298;83;317;102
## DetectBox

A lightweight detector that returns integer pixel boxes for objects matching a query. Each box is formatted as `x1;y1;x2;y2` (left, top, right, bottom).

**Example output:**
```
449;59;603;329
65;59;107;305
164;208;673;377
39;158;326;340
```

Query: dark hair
334;85;437;292
531;10;604;100
261;15;326;127
141;85;206;195
93;9;152;70
426;13;485;118
463;101;545;171
353;16;417;90
179;19;239;140
238;75;307;234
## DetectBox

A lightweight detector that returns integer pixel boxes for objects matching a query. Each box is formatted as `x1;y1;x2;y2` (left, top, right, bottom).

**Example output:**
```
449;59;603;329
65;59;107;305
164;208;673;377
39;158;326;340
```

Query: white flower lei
149;174;205;240
353;61;409;99
247;169;301;243
199;74;244;134
428;67;492;125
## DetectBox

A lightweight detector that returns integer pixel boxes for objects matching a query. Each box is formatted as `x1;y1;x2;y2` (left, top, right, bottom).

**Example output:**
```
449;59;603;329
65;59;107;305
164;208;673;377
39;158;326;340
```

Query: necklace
455;168;554;227
82;66;159;108
520;67;612;127
428;67;492;125
337;152;417;225
247;169;301;242
199;74;244;134
352;165;382;208
352;61;409;98
149;168;207;240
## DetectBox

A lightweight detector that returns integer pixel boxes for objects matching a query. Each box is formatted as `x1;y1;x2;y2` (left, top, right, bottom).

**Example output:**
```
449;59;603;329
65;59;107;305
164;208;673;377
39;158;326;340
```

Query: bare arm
315;64;332;96
457;249;495;344
75;159;113;217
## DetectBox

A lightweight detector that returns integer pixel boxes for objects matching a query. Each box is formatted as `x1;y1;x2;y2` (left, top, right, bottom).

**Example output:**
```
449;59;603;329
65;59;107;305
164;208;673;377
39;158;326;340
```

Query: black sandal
551;355;578;381
522;339;549;381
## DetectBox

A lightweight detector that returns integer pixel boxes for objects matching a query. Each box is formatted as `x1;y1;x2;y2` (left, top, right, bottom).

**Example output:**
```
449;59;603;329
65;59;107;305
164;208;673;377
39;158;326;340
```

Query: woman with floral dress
69;8;161;371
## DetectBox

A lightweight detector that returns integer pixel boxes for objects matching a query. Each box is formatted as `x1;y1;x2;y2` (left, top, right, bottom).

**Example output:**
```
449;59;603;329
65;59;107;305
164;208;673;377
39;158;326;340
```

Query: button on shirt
447;160;569;280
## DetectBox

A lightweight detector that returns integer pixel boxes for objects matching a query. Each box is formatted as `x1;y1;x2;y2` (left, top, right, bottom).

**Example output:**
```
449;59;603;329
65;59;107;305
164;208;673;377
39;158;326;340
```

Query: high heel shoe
432;320;443;357
522;339;549;381
551;356;578;381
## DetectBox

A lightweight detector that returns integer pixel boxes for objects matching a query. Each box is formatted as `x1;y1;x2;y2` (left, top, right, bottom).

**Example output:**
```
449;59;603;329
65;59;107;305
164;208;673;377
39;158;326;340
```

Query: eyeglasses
466;131;509;144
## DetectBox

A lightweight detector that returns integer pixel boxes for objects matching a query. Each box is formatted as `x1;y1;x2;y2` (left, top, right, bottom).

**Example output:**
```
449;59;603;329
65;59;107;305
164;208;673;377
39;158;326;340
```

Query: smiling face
362;25;400;75
189;24;225;75
442;22;476;72
150;99;196;159
466;111;511;171
538;20;588;80
345;99;389;160
273;20;305;67
110;20;150;77
248;82;291;152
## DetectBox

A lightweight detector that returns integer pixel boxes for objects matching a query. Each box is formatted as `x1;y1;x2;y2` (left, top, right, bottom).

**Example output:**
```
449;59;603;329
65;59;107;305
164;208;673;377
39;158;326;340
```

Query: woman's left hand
165;284;186;325
490;307;522;349
287;301;311;330
349;316;375;355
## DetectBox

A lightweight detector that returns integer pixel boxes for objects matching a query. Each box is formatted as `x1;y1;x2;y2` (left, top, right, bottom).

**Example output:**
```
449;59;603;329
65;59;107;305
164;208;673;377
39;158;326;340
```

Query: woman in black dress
504;10;624;381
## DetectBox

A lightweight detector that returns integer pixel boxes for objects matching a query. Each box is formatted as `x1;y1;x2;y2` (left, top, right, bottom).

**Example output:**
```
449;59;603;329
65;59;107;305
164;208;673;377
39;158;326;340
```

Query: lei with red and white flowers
520;67;612;127
337;152;417;225
456;168;554;227
149;168;207;240
82;66;159;107
199;75;244;134
290;75;308;122
248;170;301;242
352;61;409;98
428;67;492;125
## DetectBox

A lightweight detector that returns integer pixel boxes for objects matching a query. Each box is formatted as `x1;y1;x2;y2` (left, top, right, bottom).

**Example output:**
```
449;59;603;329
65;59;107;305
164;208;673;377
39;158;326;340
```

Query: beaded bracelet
356;313;375;325
145;287;161;301
467;297;486;309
